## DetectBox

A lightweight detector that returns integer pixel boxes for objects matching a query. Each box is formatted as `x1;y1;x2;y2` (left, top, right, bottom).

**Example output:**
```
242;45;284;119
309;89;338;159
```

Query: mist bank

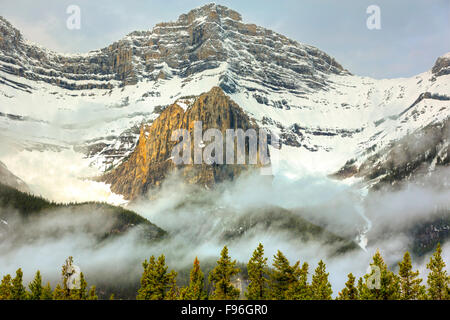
0;147;448;297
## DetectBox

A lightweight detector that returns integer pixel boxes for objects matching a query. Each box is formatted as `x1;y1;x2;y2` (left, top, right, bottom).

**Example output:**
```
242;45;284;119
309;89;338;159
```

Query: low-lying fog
0;148;448;297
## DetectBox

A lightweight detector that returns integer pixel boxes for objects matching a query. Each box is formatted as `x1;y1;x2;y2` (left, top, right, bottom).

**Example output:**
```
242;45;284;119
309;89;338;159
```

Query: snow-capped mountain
0;3;448;190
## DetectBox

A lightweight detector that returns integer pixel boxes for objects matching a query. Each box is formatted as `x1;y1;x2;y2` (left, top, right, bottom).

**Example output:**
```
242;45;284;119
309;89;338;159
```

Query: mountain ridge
0;182;167;242
0;4;448;194
0;3;347;91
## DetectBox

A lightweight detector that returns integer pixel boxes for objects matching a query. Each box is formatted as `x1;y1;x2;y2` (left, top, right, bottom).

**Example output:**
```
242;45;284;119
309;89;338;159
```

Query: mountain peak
0;16;23;49
178;3;242;24
1;4;349;93
432;52;450;77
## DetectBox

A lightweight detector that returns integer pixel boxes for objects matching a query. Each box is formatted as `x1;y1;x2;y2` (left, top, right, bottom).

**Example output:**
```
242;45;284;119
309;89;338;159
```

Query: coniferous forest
0;243;448;300
0;2;449;315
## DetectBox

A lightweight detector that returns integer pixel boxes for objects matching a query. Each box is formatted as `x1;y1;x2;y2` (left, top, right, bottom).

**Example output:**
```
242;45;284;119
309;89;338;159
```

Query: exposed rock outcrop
102;86;267;200
334;117;450;189
432;53;450;77
0;3;347;90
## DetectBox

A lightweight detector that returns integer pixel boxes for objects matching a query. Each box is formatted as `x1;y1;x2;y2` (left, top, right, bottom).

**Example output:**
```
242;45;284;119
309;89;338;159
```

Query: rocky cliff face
0;17;117;90
0;4;448;194
431;53;450;77
102;86;265;200
0;3;346;91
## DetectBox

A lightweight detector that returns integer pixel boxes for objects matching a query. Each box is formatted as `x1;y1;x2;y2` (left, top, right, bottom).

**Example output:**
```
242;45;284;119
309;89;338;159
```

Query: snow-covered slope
0;160;29;192
0;4;448;188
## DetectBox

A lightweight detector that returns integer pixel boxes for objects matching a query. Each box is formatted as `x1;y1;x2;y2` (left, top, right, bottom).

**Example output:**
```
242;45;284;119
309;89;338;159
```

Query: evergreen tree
208;246;241;300
426;243;449;300
53;284;65;300
359;250;400;300
11;268;27;300
398;251;425;300
246;243;269;300
137;255;158;300
0;274;13;300
337;273;359;300
286;262;311;300
88;286;98;300
70;272;88;300
137;254;178;300
269;250;300;300
41;282;53;300
310;260;332;300
357;276;365;298
4;244;447;300
28;270;43;300
180;257;207;300
164;271;179;300
80;272;88;299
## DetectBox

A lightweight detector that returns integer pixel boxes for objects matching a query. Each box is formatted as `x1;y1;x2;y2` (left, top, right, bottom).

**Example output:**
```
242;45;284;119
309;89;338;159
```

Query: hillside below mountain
0;183;167;242
0;160;29;192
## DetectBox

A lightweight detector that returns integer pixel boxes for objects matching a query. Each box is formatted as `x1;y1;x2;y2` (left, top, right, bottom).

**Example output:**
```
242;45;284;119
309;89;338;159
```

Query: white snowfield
0;56;448;175
0;4;448;186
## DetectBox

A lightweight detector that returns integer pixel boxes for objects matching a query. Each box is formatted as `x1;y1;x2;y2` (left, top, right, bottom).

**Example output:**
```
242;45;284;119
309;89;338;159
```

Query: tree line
0;243;448;300
0;256;98;300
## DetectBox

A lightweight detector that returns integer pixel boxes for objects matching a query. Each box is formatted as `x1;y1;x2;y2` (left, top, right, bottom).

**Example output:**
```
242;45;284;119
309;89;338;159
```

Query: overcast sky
1;0;448;79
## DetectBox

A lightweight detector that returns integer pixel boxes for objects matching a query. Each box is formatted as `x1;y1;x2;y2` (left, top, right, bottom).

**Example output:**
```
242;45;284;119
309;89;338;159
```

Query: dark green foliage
0;182;166;240
180;257;207;300
53;284;65;300
0;274;13;300
285;262;310;300
246;243;269;300
426;243;449;300
208;246;241;300
337;273;359;300
41;282;53;300
88;286;98;300
0;183;55;216
11;268;27;300
137;254;178;300
0;246;449;300
358;250;400;300
28;271;43;300
70;272;88;300
164;273;179;300
269;250;301;300
409;213;450;256
222;207;358;254
398;251;425;300
310;260;332;300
